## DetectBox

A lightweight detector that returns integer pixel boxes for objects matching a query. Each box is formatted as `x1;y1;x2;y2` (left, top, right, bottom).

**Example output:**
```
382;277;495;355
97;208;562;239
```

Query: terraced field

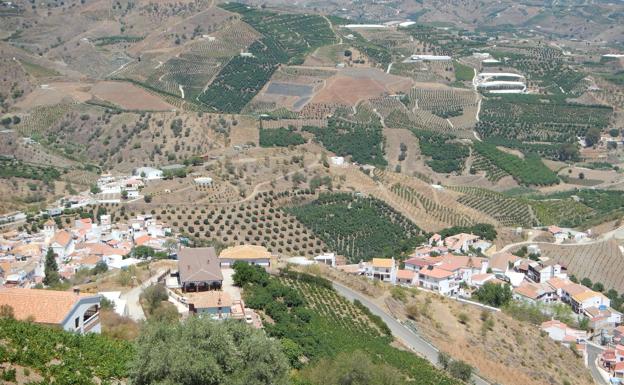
155;191;327;257
372;169;498;230
391;183;473;227
476;95;612;155
279;277;384;337
286;192;425;262
452;186;535;227
538;240;624;292
198;3;335;112
13;103;73;137
469;153;509;182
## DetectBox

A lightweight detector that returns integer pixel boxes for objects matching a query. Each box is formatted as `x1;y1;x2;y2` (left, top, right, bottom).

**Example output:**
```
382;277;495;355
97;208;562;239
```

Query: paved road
121;269;167;321
586;343;609;385
332;281;490;385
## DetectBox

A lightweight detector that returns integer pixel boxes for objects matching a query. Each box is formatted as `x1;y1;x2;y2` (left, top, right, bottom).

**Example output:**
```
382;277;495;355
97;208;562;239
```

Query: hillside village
0;168;623;383
2;0;624;384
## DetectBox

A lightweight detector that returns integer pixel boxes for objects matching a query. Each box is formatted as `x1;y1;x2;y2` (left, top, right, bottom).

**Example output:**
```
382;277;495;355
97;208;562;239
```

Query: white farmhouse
134;167;163;180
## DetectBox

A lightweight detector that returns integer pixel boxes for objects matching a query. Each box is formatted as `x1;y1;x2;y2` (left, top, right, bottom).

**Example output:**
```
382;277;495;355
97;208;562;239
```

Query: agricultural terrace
406;88;478;118
534;240;624;293
303;116;386;166
402;24;488;57
452;187;535;228
371;169;498;230
0;156;62;183
285;193;425;263
371;96;453;132
153;190;328;257
199;3;335;112
391;183;473;227
409;130;469;173
472;141;559;186
530;189;624;227
476;94;612;157
345;30;392;67
0;318;133;385
278;274;386;337
489;47;585;94
469;153;509;182
235;265;460;384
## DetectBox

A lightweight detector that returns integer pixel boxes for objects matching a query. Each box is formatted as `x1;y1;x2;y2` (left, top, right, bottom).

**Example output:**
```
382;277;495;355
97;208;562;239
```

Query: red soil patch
311;68;413;106
91;81;174;110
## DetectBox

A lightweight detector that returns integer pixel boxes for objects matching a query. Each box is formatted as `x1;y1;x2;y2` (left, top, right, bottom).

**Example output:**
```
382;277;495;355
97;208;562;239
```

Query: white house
365;258;397;283
330;156;345;166
443;233;482;253
314;252;336;267
418;267;458;295
548;225;569;241
194;177;213;187
134;167;163;180
513;281;557;304
570;291;611;314
0;288;101;334
540;320;587;345
49;230;74;259
396;269;416;285
469;273;495;287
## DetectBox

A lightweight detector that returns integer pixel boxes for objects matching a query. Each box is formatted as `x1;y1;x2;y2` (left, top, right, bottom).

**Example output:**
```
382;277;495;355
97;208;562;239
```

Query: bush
448;360;473;382
259;127;305;147
473;282;512;307
141;284;168;314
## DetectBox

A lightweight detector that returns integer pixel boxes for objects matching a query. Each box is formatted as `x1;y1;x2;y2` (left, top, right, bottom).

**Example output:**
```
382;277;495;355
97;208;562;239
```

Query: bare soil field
90;81;175;111
383;127;421;174
311;68;413;106
228;116;260;146
14;82;92;109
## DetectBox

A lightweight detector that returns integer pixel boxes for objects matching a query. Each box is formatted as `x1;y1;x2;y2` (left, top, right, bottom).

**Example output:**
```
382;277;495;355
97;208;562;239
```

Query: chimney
73;286;80;295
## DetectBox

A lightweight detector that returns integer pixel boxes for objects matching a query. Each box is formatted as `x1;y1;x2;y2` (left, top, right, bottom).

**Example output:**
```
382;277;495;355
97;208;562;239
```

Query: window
75;317;80;328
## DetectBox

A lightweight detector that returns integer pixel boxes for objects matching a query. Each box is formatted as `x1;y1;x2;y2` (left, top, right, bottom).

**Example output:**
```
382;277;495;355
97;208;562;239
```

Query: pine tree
43;248;60;287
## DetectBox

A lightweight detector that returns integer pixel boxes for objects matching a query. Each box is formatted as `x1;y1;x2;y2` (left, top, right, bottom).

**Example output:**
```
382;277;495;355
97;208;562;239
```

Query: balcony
82;312;100;333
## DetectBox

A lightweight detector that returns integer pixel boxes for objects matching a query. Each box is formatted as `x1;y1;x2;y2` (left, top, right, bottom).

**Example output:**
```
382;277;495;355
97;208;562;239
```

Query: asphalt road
121;269;167;321
332;281;490;385
586;343;609;385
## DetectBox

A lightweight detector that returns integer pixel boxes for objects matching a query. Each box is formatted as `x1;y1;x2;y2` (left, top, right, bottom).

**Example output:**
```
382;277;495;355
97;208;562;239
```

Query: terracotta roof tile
0;288;96;324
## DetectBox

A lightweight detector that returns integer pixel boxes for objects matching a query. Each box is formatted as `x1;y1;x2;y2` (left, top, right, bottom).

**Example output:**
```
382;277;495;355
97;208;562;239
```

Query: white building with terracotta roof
469;273;495;287
540;319;587;345
49;230;74;259
186;290;233;319
443;233;489;253
418;266;458;295
396;269;416;285
513;281;556;304
364;258;397;283
0;288;101;333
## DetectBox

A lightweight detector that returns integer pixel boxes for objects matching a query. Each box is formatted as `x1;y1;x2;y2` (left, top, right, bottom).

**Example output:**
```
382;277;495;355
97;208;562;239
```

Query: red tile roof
419;267;454;279
0;288;95;324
